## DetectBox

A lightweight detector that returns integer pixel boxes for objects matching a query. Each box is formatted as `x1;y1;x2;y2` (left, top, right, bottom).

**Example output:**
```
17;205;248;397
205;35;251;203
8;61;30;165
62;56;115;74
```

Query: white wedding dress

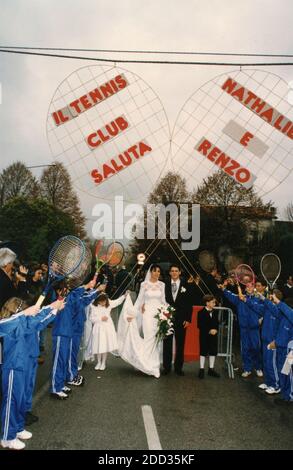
117;280;166;378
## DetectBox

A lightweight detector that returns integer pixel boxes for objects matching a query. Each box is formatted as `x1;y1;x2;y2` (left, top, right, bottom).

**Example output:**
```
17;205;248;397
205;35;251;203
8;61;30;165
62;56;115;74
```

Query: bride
117;264;167;378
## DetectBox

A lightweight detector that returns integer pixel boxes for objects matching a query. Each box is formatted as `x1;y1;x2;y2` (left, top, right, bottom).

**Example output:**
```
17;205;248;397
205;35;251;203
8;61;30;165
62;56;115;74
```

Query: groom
163;264;193;376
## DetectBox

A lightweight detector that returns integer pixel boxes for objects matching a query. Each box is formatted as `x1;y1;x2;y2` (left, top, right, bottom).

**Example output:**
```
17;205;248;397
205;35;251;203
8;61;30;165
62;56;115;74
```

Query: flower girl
89;293;127;370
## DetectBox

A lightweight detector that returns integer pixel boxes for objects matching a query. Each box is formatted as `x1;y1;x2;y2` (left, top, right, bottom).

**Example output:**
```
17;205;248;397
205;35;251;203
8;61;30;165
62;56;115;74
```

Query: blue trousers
51;336;70;393
25;357;38;412
263;342;279;389
67;334;82;382
277;347;293;401
240;327;262;372
1;369;25;440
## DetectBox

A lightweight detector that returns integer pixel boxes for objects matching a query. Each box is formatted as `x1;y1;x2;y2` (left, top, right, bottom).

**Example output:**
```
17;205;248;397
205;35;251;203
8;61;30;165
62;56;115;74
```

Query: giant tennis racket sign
171;69;292;196
47;65;170;202
47;67;292;201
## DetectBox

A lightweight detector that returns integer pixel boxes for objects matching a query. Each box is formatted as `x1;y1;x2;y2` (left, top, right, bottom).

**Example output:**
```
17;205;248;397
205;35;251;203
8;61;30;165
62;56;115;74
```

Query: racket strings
199;251;216;273
49;237;85;276
261;254;281;287
235;264;255;285
106;242;124;266
67;246;92;288
261;259;280;281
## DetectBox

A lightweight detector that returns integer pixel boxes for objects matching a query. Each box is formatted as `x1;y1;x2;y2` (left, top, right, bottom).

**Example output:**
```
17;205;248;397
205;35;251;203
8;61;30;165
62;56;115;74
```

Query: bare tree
40;162;86;238
0;162;39;206
148;171;191;204
191;170;276;256
192;170;275;224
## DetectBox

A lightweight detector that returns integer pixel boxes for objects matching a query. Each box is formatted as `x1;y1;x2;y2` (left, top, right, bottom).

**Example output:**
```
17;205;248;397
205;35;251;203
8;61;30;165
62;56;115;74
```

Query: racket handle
36;295;46;308
237;284;243;297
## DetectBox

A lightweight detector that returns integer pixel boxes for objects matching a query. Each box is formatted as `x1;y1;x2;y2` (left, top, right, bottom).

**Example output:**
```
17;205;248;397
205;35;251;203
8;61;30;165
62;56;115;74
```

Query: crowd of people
0;244;292;450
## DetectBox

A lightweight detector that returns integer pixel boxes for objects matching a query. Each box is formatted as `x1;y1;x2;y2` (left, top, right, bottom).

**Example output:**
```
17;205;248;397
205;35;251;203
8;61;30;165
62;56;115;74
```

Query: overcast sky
0;0;292;236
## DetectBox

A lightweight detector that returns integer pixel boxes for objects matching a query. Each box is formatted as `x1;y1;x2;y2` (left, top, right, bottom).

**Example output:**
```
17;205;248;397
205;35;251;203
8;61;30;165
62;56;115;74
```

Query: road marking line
141;405;162;450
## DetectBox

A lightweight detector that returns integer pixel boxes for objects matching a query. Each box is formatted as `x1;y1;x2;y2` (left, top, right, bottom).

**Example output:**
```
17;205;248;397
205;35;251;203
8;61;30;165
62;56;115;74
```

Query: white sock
209;356;215;368
97;354;102;365
200;356;205;369
101;353;107;366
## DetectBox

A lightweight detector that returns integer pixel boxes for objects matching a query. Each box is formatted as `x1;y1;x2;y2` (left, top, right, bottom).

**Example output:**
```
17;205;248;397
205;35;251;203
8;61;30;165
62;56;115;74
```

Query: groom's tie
172;282;177;301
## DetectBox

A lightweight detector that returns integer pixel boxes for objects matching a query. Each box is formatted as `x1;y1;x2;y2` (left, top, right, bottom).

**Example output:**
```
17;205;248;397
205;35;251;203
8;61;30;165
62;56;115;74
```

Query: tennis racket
235;264;256;286
198;250;216;273
93;240;124;282
36;236;87;307
260;253;281;291
67;245;92;289
224;255;243;275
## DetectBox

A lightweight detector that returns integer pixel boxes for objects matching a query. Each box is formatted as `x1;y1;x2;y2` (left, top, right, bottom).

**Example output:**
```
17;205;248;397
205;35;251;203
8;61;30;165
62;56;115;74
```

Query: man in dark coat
282;275;293;299
197;294;220;379
162;264;193;376
0;248;28;309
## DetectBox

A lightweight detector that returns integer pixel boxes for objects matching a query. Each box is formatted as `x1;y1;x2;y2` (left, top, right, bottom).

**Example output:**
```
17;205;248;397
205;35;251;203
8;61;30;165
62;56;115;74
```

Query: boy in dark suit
197;295;220;379
163;264;193;376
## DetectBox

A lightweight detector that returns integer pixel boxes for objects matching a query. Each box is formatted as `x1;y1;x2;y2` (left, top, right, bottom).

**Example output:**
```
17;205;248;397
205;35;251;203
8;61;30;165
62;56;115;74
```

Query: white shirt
171;279;180;301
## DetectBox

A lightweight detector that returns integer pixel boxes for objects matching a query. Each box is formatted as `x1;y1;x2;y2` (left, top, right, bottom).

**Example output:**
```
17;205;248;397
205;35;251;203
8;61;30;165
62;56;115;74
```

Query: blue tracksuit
249;298;280;389
223;290;262;372
0;308;56;441
51;288;87;392
67;288;98;382
275;302;293;401
0;314;27;441
24;307;58;413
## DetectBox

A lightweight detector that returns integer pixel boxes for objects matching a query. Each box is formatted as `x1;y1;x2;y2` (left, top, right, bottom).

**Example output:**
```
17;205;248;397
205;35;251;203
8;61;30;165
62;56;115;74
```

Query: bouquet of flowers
154;305;176;343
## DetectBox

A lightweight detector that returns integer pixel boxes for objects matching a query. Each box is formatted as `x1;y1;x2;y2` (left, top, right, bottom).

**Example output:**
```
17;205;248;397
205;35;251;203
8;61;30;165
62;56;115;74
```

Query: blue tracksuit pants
51;336;70;393
1;369;26;440
262;342;279;389
240;327;262;372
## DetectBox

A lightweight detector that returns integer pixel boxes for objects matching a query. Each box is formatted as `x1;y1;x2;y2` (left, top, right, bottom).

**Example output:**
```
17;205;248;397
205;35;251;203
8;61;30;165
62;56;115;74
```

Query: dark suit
197;307;219;356
163;279;193;373
0;268;28;309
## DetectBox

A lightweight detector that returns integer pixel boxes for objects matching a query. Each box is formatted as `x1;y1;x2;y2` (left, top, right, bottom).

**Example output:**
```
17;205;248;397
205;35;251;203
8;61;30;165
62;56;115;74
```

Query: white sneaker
241;371;252;378
67;376;83;386
1;438;25;450
16;430;32;440
100;364;106;371
265;387;281;395
94;363;101;370
256;370;263;377
258;383;268;390
51;391;69;400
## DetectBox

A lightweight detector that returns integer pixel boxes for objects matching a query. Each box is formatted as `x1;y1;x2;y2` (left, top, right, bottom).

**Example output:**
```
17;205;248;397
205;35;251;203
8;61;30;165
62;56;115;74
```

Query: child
67;279;103;386
51;280;104;395
24;296;65;425
89;293;127;370
197;295;220;379
221;281;263;378
245;290;280;394
269;294;293;404
0;297;64;450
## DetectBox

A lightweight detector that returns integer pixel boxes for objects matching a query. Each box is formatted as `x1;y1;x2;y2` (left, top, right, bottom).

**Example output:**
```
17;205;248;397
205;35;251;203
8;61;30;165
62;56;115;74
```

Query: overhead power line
1;45;293;58
0;48;293;66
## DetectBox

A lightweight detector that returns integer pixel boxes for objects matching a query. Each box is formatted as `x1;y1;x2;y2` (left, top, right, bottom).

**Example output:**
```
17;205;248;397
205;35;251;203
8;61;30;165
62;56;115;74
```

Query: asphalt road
22;348;293;451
